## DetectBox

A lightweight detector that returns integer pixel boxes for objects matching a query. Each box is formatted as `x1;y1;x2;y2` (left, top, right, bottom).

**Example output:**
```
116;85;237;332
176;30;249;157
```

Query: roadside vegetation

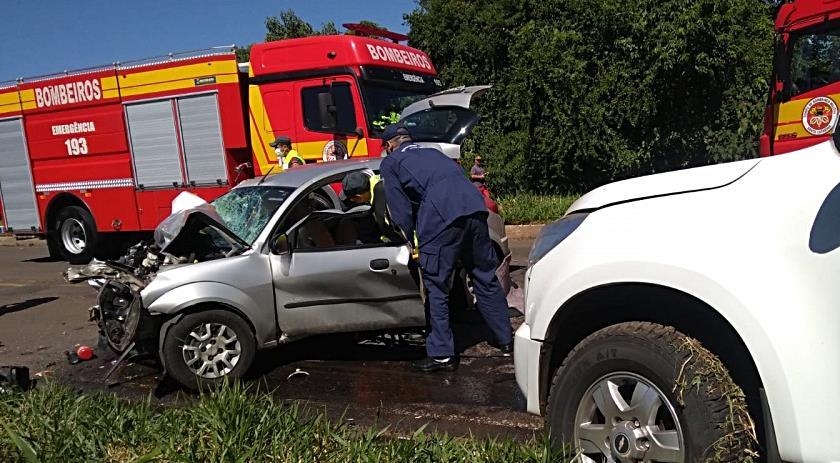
498;194;579;225
0;382;572;463
408;0;774;196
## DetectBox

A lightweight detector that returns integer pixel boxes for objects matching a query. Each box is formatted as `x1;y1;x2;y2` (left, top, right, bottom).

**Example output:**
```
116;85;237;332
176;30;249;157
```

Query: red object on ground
75;345;94;361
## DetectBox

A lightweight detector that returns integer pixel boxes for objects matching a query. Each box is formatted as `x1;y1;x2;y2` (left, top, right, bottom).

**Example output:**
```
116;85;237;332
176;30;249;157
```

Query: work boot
488;338;514;355
410;356;459;372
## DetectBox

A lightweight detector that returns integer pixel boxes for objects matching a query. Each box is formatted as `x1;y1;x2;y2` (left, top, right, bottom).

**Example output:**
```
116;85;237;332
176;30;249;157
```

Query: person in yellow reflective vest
372;110;401;131
270;136;305;170
340;171;402;243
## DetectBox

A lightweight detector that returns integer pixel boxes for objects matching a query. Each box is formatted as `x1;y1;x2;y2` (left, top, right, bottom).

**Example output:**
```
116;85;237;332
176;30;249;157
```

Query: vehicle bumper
514;322;543;415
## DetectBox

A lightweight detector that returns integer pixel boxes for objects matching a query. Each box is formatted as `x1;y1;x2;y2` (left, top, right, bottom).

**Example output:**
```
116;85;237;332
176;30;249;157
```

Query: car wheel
56;206;99;264
163;310;256;391
546;322;757;462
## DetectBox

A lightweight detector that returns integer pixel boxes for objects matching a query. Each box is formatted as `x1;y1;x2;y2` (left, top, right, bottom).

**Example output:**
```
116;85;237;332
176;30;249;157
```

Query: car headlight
528;213;589;266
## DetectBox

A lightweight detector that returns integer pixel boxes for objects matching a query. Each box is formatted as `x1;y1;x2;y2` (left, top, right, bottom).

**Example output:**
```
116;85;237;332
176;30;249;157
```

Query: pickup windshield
213;186;295;244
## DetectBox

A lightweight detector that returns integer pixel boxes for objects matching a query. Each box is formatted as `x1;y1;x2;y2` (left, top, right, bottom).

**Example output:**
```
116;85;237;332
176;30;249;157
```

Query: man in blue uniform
379;124;513;372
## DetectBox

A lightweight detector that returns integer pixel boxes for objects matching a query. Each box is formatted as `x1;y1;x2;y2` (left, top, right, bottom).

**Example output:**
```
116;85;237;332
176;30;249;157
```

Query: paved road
0;239;541;440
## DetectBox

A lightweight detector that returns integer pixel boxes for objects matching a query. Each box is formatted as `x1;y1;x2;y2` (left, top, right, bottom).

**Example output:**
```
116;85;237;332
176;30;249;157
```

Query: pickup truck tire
546;322;756;462
55;206;99;264
163;309;256;391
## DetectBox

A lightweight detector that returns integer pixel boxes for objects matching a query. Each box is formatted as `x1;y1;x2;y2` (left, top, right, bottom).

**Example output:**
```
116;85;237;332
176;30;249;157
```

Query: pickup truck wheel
546;322;757;462
163;310;256;391
56;206;98;264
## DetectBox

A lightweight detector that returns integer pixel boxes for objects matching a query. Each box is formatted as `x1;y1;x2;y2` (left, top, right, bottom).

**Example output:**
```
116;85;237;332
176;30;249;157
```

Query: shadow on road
21;256;62;263
0;297;59;317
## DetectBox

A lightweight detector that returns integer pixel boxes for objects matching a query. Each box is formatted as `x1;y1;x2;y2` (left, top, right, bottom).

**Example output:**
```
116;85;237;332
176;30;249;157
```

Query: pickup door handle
370;259;390;271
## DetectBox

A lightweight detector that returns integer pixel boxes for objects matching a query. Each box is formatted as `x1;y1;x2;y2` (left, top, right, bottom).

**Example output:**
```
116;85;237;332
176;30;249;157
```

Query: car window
790;31;840;97
294;209;394;251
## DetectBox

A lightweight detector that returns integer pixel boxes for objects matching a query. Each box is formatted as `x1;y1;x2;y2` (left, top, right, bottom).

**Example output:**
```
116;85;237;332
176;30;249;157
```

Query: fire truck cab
762;0;840;156
0;30;441;263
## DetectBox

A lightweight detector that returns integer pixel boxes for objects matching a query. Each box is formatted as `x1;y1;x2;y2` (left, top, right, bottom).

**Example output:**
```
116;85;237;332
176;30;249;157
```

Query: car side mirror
272;233;291;255
318;92;337;130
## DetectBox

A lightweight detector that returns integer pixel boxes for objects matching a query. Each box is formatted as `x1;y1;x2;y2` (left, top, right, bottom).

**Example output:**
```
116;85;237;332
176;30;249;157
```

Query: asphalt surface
0;237;542;440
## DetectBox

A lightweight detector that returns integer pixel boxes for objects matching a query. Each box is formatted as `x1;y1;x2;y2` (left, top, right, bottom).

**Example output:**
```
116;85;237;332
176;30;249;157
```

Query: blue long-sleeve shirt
380;142;487;247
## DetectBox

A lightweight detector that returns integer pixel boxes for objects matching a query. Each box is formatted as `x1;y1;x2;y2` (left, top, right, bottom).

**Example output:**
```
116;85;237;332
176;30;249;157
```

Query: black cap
269;135;292;148
381;124;410;141
340;171;370;200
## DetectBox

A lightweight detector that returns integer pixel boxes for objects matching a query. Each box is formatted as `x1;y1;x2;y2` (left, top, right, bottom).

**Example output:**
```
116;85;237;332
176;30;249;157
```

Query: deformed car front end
66;189;288;356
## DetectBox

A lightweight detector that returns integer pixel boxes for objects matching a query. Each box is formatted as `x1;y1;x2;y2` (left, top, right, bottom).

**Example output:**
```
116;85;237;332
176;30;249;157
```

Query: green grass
498;194;580;225
0;382;573;463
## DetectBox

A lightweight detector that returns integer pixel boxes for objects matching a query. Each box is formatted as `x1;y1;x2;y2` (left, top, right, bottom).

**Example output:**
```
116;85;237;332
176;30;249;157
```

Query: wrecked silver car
67;159;512;389
66;86;511;389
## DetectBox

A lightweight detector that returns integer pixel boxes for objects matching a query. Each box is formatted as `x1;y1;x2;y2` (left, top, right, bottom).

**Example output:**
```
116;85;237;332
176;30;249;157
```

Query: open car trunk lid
397;85;491;159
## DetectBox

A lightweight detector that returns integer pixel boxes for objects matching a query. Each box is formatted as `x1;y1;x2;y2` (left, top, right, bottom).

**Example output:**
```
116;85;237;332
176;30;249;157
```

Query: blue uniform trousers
419;212;513;358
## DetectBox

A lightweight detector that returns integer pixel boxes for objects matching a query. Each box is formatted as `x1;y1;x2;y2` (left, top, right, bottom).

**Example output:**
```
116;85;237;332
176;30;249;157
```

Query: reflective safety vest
369;174;381;203
371;173;419;254
282;149;306;169
372;112;401;130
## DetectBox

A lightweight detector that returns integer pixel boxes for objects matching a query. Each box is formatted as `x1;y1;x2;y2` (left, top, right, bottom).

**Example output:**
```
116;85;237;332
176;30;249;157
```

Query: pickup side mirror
271;233;291;255
318;92;337;130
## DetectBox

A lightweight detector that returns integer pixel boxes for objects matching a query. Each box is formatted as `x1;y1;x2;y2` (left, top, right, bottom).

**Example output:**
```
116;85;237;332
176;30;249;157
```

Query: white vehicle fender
527;259;797;449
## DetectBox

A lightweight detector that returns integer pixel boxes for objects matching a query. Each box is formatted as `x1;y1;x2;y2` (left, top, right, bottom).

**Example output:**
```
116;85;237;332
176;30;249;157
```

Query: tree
265;9;338;42
406;0;775;195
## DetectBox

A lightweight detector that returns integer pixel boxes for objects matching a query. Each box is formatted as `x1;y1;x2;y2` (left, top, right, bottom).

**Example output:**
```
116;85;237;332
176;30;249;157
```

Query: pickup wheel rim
60;218;87;254
574;372;685;463
182;322;242;379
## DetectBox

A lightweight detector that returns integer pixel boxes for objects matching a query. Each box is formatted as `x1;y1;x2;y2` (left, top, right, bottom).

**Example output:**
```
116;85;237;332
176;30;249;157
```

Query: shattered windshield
212;186;295;244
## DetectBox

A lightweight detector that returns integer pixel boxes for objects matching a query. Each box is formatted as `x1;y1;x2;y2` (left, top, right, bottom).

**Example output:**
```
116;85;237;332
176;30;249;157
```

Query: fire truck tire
56;206;99;264
46;231;62;259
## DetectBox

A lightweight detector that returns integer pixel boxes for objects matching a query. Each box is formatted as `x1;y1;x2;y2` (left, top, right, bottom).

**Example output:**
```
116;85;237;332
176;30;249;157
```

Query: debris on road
287;368;310;382
65;350;80;365
65;345;95;364
0;365;33;391
76;345;95;361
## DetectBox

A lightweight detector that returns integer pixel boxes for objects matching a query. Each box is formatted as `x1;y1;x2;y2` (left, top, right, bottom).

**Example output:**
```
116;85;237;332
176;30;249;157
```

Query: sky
0;0;417;82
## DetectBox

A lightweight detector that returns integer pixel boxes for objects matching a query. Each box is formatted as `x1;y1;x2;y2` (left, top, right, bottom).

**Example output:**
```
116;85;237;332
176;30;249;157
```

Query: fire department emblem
322;140;348;162
802;97;839;136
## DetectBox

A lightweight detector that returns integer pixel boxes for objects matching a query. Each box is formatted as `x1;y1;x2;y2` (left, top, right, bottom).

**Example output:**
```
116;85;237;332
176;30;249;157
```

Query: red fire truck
0;29;442;262
762;0;840;156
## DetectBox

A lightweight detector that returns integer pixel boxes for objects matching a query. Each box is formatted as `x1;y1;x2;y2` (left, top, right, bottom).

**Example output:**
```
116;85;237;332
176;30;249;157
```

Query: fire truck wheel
56;206;99;264
46;231;62;259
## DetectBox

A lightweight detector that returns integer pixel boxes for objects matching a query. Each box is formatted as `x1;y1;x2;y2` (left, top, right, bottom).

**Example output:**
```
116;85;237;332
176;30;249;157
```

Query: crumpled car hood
154;193;249;253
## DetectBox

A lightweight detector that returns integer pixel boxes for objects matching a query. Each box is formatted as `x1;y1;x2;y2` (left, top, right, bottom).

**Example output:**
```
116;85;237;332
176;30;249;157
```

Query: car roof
236;158;383;189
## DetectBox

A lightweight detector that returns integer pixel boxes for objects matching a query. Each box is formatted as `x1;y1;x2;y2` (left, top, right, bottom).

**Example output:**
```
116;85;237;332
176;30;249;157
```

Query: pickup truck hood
567;158;762;213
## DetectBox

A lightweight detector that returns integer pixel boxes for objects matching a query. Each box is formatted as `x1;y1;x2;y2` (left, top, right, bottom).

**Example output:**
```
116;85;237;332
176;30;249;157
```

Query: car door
267;209;424;338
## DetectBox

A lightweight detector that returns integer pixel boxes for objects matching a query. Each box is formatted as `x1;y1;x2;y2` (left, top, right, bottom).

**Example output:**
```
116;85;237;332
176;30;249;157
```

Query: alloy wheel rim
573;372;685;463
182;322;242;379
60;218;87;254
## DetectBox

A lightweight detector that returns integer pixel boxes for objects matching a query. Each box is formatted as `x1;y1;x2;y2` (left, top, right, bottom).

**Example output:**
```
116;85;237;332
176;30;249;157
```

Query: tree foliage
406;0;775;194
265;9;338;42
236;12;382;63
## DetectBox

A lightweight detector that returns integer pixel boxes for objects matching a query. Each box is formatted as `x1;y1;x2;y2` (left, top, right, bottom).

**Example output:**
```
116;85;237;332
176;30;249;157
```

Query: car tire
55;205;99;264
546;322;757;462
163;309;256;391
